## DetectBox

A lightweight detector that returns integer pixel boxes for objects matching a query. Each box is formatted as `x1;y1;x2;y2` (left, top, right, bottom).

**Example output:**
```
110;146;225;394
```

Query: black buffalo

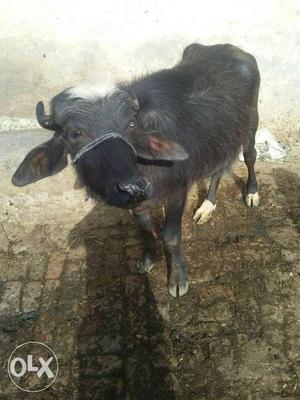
12;43;260;297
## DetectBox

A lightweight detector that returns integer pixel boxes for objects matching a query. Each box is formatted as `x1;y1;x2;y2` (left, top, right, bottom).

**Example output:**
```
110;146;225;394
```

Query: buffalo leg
193;172;222;224
133;208;158;273
244;112;260;207
163;190;188;297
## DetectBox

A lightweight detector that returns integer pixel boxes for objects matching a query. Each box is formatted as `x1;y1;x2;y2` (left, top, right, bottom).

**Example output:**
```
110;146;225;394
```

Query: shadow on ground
68;204;177;400
273;168;300;232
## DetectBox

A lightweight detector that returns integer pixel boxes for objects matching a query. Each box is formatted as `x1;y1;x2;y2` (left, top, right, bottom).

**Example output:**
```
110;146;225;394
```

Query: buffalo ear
129;131;188;162
12;133;68;187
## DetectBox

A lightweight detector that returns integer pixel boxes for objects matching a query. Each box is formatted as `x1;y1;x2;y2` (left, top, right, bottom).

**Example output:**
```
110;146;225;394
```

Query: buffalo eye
129;121;135;128
69;129;82;140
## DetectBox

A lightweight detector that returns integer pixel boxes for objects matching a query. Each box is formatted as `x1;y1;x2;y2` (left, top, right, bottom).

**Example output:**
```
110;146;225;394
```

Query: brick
22;282;42;312
27;253;48;280
41;279;61;311
0;254;27;281
0;281;22;313
46;251;65;280
64;261;81;282
197;302;232;322
198;283;234;304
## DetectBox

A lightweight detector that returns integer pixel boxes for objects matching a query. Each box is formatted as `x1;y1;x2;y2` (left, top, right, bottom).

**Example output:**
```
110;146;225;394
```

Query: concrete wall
1;0;299;141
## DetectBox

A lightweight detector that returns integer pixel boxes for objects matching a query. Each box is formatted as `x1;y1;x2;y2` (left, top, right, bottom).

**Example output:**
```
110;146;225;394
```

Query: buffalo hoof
168;266;189;297
137;256;155;273
193;199;216;225
245;191;260;207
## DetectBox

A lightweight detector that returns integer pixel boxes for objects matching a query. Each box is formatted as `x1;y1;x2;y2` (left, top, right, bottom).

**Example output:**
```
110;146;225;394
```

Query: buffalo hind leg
163;190;188;297
244;124;260;207
133;208;158;273
193;172;222;224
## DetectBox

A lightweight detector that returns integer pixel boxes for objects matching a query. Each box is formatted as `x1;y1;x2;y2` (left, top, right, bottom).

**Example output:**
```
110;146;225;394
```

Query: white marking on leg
245;192;260;207
137;260;154;273
193;199;216;225
168;281;189;297
168;284;178;298
178;281;189;297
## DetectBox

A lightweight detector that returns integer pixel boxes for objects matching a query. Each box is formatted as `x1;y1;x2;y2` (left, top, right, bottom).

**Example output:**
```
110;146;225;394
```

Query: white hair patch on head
67;84;116;101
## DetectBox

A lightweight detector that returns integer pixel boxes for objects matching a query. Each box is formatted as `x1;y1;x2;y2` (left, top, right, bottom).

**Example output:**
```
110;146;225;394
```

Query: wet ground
0;130;299;399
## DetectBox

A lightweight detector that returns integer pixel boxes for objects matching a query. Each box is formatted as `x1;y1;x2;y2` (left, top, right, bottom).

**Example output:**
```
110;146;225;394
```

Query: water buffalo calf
12;43;260;297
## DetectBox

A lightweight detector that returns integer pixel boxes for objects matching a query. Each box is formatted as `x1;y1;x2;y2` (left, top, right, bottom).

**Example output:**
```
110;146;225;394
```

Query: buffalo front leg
193;172;222;224
163;191;188;297
133;208;158;273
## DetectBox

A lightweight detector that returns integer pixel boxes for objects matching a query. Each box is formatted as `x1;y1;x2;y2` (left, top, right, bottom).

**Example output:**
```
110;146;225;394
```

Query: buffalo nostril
117;183;140;196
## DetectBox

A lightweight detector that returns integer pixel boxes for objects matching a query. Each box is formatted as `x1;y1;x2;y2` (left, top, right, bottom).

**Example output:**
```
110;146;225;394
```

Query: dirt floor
0;130;299;399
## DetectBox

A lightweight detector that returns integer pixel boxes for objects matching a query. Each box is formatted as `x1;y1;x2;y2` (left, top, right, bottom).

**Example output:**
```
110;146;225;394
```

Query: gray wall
1;0;299;141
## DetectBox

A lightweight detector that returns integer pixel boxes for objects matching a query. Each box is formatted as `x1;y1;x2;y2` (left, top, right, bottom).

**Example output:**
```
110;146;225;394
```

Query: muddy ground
0;130;299;399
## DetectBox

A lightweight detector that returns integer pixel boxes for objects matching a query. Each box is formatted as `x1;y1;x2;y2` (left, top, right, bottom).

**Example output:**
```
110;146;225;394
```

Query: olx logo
8;341;58;392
